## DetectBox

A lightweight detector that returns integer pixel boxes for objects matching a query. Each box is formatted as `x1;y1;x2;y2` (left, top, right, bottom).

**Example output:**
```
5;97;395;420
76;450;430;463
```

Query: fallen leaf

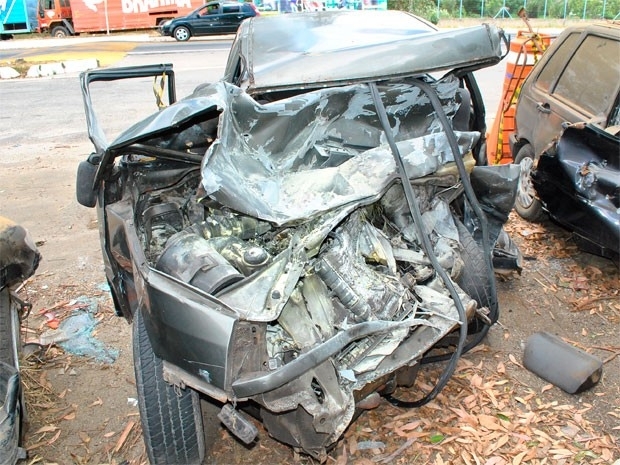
34;425;59;435
47;429;62;445
114;420;136;453
512;450;527;465
497;362;506;374
429;434;445;444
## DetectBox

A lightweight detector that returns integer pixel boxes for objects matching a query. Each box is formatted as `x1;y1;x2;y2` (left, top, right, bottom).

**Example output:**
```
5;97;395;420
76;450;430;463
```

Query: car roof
562;22;620;34
231;10;504;94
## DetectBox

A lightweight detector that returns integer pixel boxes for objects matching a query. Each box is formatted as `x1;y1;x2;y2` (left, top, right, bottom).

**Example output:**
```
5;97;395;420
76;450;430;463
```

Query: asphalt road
0;35;505;165
0;38;234;164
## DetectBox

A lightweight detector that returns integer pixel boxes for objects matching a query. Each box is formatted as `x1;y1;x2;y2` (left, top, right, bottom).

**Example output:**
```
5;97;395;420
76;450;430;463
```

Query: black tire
0;289;18;368
514;144;545;221
133;309;205;465
0;288;24;450
455;220;497;326
173;26;191;42
51;26;70;38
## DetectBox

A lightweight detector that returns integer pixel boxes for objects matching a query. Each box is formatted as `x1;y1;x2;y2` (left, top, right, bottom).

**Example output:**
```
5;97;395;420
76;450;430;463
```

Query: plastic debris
357;441;386;450
38;296;119;364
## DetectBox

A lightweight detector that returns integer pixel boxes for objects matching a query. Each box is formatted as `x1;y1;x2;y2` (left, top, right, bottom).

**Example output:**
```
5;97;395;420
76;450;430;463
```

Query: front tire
173;26;191;42
514;144;544;221
51;26;70;38
133;309;205;464
455;220;496;319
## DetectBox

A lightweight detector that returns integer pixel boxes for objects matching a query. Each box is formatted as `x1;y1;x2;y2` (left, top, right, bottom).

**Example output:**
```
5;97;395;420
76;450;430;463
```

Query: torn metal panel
0;217;41;289
532;124;620;261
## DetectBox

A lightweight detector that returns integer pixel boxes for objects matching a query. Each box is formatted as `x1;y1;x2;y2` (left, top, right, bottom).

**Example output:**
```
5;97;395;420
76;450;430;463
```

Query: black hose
413;76;499;364
368;82;468;408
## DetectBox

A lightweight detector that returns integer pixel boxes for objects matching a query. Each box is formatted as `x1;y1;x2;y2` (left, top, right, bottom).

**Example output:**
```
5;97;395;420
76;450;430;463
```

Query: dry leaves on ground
338;352;618;465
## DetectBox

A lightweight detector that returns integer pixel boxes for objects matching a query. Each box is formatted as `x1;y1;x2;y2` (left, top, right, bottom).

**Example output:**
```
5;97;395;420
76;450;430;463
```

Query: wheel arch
510;136;531;162
49;19;75;36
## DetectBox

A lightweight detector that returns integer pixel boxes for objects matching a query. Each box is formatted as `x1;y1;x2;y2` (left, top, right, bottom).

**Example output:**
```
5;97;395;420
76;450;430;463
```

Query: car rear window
223;5;241;13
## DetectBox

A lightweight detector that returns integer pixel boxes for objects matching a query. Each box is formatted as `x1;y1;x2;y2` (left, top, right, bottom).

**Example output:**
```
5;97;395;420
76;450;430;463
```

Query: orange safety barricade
487;30;551;164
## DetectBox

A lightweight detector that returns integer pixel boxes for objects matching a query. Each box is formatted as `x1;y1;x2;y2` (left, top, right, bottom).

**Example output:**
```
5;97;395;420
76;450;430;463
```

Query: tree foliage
388;0;620;20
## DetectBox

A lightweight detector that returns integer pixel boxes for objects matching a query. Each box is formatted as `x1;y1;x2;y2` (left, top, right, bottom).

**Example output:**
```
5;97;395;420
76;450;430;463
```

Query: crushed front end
89;78;515;459
77;20;518;462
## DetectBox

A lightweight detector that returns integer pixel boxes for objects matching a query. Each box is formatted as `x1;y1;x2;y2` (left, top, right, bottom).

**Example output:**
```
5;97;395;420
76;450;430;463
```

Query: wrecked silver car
76;11;519;463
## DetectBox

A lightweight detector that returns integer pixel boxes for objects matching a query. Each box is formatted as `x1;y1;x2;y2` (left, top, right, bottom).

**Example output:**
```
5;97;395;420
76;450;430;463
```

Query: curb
0;33;231;80
0;58;99;79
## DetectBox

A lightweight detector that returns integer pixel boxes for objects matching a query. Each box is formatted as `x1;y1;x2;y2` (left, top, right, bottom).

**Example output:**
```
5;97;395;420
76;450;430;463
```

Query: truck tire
133;308;205;465
514;144;545;222
51;26;70;38
173;26;191;42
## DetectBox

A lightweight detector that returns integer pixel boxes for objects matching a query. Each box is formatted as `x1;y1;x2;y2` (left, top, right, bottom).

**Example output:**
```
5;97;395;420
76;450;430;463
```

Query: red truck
38;0;198;37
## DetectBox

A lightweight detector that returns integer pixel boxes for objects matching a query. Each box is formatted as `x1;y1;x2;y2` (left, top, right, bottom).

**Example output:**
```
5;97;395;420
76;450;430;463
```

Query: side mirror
76;153;100;208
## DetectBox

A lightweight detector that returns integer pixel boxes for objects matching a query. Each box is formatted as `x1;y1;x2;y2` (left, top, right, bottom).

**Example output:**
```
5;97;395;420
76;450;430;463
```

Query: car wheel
173;26;191;42
514;144;544;221
51;26;70;38
454;220;496;320
133;308;205;465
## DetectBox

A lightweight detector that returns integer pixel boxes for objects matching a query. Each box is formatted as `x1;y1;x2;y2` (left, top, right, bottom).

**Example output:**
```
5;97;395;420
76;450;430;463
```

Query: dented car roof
229;11;504;93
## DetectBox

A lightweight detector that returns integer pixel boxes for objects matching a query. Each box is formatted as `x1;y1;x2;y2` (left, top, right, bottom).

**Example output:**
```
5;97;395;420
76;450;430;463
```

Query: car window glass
223;5;240;13
553;35;620;118
535;32;580;93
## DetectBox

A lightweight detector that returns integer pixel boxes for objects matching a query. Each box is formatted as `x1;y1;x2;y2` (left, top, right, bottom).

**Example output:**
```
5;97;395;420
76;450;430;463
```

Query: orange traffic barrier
487;30;552;164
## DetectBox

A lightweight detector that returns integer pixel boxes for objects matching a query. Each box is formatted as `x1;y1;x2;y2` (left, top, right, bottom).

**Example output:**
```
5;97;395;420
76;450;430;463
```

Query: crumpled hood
200;78;479;225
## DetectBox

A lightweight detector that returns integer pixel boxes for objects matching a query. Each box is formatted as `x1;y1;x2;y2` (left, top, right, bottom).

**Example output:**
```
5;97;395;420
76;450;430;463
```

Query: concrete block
62;58;100;73
0;66;20;79
26;62;65;78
